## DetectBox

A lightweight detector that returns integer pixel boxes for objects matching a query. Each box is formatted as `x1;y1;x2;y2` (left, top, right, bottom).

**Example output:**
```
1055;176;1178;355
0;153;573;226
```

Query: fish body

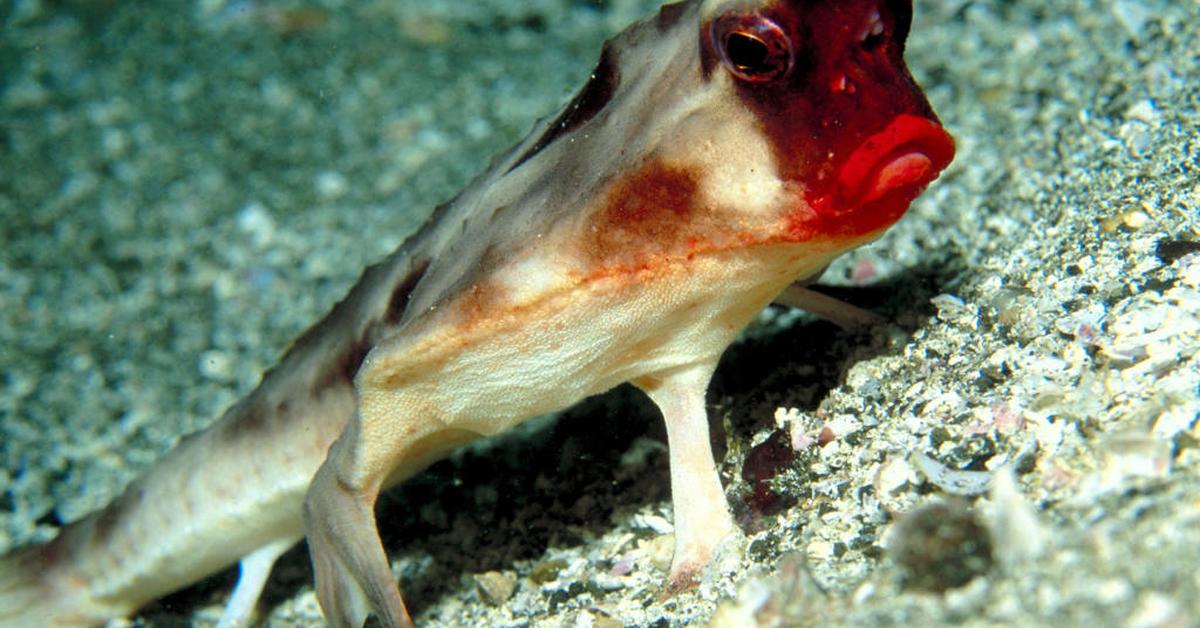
0;0;954;626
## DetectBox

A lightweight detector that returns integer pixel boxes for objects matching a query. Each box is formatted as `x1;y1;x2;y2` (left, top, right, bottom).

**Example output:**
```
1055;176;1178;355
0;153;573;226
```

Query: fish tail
0;537;125;628
0;543;62;628
0;549;39;627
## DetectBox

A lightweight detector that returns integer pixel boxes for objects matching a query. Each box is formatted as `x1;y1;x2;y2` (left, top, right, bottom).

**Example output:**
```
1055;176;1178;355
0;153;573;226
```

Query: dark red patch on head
585;161;706;266
702;0;954;241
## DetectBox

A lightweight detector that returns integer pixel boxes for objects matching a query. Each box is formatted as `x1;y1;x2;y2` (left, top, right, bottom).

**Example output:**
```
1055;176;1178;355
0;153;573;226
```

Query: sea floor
1;0;1198;626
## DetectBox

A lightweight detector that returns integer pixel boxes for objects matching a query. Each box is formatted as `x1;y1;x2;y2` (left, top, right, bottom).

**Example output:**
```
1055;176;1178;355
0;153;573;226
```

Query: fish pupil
726;33;770;72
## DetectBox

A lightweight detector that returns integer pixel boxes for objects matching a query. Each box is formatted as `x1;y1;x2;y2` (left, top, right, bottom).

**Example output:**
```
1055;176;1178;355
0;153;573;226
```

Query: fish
0;0;954;626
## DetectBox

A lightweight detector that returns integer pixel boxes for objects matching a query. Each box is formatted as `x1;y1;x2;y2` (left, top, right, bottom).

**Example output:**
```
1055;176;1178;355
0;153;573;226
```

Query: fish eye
711;12;793;83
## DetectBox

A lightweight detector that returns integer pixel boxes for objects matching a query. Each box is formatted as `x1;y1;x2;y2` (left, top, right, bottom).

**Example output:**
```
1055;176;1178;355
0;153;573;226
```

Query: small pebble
474;570;517;606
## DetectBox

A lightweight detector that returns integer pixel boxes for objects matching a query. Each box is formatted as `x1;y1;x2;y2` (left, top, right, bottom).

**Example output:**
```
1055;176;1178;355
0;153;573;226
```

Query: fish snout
808;114;955;232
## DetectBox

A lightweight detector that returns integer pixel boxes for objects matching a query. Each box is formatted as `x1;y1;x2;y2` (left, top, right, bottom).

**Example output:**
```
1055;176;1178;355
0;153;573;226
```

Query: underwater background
2;0;1198;625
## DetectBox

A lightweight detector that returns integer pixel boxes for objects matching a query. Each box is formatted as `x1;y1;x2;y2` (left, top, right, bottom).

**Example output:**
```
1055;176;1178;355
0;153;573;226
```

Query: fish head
699;0;955;242
407;0;957;317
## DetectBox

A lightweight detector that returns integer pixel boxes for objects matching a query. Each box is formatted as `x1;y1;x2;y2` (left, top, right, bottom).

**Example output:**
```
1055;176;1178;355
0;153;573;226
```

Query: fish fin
773;283;884;331
215;538;294;628
304;457;411;628
0;547;43;628
636;362;738;592
0;541;117;627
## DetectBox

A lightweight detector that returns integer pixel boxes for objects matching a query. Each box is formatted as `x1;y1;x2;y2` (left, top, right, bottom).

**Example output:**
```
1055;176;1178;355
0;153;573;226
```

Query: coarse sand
2;0;1197;625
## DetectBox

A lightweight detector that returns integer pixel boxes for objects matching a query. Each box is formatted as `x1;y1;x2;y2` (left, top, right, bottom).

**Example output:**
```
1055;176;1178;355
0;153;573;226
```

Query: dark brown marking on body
216;395;273;444
318;258;430;390
210;253;432;446
455;275;508;331
334;340;370;387
507;42;621;173
85;482;143;551
698;16;720;79
303;339;369;397
279;256;426;371
584;160;703;265
384;259;431;325
657;1;690;31
88;499;122;549
448;242;522;330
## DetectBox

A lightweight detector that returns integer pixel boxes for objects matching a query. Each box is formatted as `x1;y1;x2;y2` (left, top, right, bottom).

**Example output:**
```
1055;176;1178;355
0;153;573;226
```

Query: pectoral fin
635;362;737;591
773;283;884;331
304;439;411;628
216;538;294;628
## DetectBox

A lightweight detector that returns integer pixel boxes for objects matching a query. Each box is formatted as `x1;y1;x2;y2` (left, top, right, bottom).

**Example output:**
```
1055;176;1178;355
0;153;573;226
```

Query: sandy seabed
2;0;1197;625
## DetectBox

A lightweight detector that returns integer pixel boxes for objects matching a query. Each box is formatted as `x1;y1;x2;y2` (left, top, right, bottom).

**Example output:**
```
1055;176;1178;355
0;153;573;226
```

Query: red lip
810;114;955;225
